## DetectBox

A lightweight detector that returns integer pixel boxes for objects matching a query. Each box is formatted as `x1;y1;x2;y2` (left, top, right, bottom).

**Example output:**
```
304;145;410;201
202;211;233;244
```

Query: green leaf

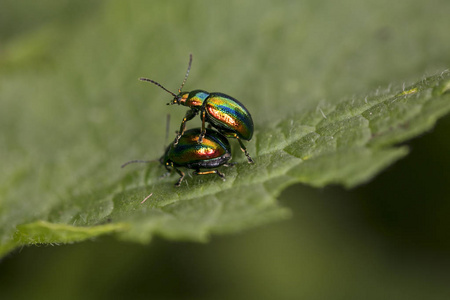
1;0;450;258
2;71;449;257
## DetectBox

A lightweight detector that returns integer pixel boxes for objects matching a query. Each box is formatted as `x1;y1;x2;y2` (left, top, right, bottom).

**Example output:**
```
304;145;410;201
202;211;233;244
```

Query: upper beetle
139;54;254;164
122;128;232;187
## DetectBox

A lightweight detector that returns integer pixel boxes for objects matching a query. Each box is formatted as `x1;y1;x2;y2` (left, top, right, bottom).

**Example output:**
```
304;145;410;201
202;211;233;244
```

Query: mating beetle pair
123;55;254;186
140;54;254;164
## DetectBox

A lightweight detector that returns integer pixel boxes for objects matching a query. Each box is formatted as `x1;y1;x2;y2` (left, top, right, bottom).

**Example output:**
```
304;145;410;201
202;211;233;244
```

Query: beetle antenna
121;159;158;168
139;78;177;97
178;53;192;93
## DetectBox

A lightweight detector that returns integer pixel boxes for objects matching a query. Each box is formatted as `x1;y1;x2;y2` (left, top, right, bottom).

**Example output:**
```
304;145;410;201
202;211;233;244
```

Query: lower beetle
139;54;254;164
122;128;232;186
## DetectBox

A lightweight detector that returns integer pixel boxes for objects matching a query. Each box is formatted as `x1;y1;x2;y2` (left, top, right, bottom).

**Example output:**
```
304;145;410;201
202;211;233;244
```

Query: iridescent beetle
122;128;232;186
140;54;254;164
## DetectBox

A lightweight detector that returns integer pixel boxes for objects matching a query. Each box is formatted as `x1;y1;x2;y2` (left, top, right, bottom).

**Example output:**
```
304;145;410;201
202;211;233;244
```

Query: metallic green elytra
139;54;254;164
160;128;232;186
121;128;232;187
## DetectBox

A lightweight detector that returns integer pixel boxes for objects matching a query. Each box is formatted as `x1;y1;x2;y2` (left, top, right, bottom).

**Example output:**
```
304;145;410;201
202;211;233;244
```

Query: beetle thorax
180;90;210;108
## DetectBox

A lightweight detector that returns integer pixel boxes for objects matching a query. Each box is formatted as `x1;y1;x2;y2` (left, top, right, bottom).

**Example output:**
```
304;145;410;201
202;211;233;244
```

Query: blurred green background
1;0;450;299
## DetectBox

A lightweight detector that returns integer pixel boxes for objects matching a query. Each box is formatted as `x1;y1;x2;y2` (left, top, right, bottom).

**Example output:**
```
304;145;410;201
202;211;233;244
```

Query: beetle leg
194;169;226;181
198;110;207;144
174;109;198;145
174;167;185;186
159;162;172;178
235;135;254;164
223;162;236;167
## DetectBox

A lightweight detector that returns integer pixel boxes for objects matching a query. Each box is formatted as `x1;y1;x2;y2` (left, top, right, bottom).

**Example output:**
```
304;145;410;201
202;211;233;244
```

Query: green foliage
2;71;449;257
1;0;450;259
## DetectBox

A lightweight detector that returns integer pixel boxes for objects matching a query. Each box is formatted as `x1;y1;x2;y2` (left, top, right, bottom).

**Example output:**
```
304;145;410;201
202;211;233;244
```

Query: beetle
139;54;254;164
122;128;232;186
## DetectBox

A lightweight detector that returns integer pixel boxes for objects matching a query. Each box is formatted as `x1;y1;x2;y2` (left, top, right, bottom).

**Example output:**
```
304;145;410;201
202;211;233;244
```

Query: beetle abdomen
204;93;253;140
185;153;231;169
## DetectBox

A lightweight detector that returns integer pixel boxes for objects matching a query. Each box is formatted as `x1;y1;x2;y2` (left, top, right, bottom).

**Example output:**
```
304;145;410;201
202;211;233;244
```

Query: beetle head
168;92;189;106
